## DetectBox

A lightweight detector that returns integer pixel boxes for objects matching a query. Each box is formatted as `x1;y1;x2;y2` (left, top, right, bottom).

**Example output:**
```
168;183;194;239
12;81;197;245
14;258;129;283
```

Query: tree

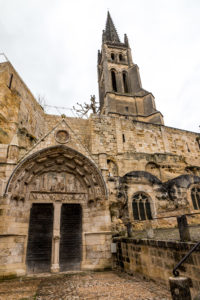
73;95;99;118
37;94;46;111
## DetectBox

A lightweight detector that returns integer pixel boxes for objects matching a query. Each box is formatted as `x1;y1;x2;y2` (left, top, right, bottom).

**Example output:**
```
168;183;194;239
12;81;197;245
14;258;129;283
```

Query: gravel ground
0;271;171;300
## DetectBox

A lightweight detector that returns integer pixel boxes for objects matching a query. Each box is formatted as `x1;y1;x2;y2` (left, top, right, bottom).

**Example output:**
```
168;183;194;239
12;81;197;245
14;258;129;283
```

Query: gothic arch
122;71;129;93
110;69;117;92
190;184;200;210
5;145;107;204
132;191;153;220
4;146;111;274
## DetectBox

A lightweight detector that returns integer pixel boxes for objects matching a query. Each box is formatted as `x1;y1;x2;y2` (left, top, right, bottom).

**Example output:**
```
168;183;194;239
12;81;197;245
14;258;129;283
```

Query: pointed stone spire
104;11;120;43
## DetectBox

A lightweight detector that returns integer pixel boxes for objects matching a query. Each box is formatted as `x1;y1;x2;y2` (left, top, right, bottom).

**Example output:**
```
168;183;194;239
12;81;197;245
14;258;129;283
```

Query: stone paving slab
0;271;171;300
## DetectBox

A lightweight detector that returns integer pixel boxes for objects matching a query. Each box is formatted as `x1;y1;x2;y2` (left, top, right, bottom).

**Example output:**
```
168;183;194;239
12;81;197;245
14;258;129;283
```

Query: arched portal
5;146;110;274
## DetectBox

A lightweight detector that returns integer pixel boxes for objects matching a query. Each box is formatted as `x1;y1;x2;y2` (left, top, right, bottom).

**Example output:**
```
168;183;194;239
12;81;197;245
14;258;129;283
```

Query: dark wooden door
26;203;53;273
59;204;82;271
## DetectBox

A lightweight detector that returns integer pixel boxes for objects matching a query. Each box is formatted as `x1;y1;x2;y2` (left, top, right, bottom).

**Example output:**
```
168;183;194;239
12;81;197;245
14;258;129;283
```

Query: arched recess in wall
111;53;115;61
107;159;118;177
122;71;129;93
119;171;161;221
5;145;107;205
4;145;109;274
145;162;161;179
119;53;123;62
111;69;117;92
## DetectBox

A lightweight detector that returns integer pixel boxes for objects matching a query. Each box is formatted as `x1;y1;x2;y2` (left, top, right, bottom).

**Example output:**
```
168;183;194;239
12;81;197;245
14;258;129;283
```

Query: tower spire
97;12;164;124
104;11;120;43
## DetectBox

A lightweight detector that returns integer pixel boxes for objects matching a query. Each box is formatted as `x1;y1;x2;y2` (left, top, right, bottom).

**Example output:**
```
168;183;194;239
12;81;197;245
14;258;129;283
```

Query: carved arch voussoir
5;145;108;203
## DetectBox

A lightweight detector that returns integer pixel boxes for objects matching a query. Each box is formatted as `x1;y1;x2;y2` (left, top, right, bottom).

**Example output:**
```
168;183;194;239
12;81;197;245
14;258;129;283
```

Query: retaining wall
114;237;200;295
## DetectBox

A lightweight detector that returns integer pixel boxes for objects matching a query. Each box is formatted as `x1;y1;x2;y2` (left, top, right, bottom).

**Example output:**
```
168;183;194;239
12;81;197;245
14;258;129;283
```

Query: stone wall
0;61;46;186
0;59;200;277
114;237;200;296
0;235;25;277
0;62;45;146
90;115;200;179
0;145;112;277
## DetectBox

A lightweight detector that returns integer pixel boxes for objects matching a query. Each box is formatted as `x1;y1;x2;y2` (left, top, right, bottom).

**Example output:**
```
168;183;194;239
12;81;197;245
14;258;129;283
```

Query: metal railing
173;240;200;276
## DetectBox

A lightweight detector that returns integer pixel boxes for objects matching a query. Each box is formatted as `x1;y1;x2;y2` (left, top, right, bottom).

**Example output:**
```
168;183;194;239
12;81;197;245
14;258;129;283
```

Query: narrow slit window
122;134;125;143
196;138;200;150
139;200;145;220
111;70;117;92
8;74;13;89
145;200;152;220
132;200;139;220
122;72;129;93
186;143;190;152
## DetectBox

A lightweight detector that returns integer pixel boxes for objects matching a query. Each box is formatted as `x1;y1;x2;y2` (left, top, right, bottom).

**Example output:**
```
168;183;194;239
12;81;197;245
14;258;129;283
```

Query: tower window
125;106;129;112
111;53;115;61
119;54;123;61
122;72;129;93
132;192;152;221
191;186;200;210
122;134;125;143
111;70;117;92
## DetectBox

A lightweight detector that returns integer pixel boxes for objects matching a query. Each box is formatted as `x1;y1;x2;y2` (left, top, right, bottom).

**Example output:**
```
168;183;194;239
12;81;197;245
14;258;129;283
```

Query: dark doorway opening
26;203;53;273
59;204;82;271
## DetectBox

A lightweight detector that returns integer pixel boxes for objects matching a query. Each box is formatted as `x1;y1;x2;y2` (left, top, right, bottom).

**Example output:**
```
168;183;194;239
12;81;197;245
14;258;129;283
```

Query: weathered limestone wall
90;115;200;179
0;61;46;187
114;237;200;296
0;60;199;278
0;62;45;145
0;235;25;277
0;144;111;277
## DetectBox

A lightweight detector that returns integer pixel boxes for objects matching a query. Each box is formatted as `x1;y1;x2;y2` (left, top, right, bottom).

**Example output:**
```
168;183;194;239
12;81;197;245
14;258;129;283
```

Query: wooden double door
26;203;82;273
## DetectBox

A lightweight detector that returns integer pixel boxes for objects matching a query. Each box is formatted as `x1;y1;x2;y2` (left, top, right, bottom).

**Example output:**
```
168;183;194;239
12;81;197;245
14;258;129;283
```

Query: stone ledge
113;237;200;252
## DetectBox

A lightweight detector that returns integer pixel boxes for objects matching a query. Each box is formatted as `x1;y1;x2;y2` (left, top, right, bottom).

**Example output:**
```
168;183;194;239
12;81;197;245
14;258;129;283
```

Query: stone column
51;201;62;273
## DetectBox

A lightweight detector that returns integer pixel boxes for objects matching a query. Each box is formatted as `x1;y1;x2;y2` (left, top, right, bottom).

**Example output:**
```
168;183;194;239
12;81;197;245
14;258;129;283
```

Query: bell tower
98;12;164;125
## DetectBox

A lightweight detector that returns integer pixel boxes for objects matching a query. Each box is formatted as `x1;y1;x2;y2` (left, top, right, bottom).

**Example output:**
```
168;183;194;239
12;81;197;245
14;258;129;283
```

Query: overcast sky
0;0;200;132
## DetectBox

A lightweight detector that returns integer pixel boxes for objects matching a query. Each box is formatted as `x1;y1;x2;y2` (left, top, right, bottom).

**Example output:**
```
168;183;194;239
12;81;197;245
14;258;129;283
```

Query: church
0;12;199;279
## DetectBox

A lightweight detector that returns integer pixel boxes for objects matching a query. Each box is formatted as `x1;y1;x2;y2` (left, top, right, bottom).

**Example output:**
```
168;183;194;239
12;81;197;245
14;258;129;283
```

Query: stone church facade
0;12;199;277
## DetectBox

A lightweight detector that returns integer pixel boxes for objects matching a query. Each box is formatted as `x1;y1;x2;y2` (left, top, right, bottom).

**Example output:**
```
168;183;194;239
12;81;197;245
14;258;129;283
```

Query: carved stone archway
5;146;111;274
6;145;107;203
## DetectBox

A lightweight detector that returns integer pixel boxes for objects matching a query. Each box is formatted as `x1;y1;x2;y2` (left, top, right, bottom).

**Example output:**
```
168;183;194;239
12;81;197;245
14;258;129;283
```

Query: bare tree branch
73;95;99;118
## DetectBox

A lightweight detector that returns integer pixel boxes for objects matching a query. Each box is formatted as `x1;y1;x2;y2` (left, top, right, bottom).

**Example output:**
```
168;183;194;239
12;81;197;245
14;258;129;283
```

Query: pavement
0;271;171;300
